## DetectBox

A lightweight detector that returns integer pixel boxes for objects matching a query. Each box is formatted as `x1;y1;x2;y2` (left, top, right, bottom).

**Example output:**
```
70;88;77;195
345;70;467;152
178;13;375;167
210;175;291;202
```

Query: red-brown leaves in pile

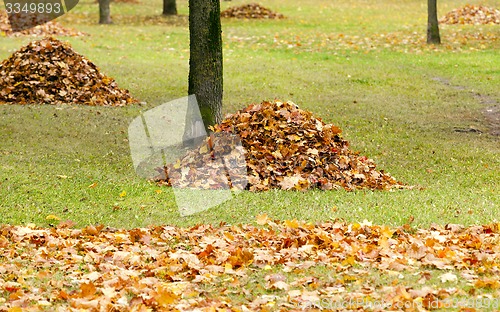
221;3;285;19
440;4;500;25
0;10;87;37
0;220;499;310
159;100;406;191
0;37;137;106
93;0;141;4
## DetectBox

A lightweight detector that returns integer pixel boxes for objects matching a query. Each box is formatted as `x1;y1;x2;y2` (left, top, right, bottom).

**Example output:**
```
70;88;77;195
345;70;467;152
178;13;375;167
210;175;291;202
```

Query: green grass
0;0;498;229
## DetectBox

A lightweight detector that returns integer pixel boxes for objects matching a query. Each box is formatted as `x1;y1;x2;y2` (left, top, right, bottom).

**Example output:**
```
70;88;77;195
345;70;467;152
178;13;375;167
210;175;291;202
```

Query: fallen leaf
439;272;458;283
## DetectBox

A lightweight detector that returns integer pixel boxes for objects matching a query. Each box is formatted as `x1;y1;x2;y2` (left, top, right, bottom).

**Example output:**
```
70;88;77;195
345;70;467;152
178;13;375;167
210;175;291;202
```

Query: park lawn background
0;0;498;229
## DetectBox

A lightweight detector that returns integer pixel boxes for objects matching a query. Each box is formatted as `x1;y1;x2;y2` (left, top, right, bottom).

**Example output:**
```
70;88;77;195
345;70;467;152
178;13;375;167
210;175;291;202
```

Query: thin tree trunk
187;0;223;133
427;0;441;44
99;0;112;24
163;0;177;15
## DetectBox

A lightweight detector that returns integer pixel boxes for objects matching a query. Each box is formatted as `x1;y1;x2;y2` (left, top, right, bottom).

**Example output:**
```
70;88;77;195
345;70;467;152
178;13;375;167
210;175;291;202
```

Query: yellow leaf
341;256;356;266
199;144;208;154
256;213;269;225
155;285;178;307
284;219;299;229
119;191;127;197
45;215;61;221
155;189;162;194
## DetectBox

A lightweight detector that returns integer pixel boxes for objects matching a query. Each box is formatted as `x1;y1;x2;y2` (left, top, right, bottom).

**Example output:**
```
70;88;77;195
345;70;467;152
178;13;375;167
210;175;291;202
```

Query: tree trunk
163;0;177;15
427;0;441;44
187;0;223;133
99;0;112;24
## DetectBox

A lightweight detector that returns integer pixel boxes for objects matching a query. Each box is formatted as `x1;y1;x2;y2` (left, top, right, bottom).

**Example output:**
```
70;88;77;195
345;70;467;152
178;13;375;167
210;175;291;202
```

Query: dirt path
431;76;500;136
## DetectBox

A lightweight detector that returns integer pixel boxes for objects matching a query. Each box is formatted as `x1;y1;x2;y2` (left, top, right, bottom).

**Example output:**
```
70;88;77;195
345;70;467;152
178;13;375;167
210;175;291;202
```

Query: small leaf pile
94;0;140;4
440;4;500;25
1;220;499;310
0;10;87;37
221;3;285;19
159;101;406;191
0;37;137;106
113;0;140;3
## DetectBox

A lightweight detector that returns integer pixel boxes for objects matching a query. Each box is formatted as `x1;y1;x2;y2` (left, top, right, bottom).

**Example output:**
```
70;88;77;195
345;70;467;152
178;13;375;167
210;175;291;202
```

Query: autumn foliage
221;3;285;19
440;4;500;25
0;10;87;37
158;101;407;191
0;37;136;106
0;220;499;310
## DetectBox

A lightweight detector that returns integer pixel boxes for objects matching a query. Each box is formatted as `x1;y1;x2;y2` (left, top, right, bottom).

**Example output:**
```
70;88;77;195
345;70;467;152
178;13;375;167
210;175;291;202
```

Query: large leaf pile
440;4;500;25
159;101;406;191
0;10;87;37
1;220;499;310
221;3;285;19
0;37;136;106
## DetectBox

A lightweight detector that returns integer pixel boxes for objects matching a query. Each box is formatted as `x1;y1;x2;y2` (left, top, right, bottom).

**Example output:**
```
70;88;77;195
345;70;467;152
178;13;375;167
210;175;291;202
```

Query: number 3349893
5;2;62;14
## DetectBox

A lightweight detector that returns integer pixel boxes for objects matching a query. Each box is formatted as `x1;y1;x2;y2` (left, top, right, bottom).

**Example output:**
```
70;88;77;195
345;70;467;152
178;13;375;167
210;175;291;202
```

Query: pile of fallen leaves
113;0;140;3
440;4;500;25
0;10;87;37
0;37;136;106
94;0;140;3
0;220;499;310
159;101;406;191
221;3;285;19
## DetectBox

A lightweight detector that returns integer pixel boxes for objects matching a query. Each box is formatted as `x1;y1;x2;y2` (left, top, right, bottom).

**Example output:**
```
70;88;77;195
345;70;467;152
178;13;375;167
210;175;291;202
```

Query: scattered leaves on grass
158;100;407;191
221;3;285;19
269;29;499;54
440;5;500;25
0;220;499;310
0;37;137;106
0;10;87;37
226;27;499;55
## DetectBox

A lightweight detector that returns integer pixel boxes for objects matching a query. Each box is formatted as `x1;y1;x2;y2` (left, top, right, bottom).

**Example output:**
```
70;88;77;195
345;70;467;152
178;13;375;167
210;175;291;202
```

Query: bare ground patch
431;76;499;136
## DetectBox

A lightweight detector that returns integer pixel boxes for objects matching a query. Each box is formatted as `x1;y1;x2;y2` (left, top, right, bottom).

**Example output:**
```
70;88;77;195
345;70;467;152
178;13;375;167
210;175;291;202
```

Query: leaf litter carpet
0;220;499;310
0;37;136;106
158;101;407;192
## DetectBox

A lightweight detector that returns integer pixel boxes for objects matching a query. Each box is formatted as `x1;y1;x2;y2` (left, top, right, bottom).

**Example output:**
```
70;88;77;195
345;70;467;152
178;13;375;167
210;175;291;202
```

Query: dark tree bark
98;0;112;24
427;0;441;44
187;0;223;133
163;0;177;15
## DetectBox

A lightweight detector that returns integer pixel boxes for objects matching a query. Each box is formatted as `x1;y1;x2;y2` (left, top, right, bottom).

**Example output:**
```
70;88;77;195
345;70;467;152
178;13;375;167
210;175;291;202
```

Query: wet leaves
0;220;499;310
440;5;500;25
221;3;285;19
158;100;406;191
0;37;137;106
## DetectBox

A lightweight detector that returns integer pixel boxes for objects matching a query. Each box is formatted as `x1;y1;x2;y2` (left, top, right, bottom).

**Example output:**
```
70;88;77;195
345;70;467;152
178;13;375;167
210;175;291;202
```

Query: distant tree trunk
187;0;223;133
427;0;441;44
163;0;177;15
98;0;112;24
